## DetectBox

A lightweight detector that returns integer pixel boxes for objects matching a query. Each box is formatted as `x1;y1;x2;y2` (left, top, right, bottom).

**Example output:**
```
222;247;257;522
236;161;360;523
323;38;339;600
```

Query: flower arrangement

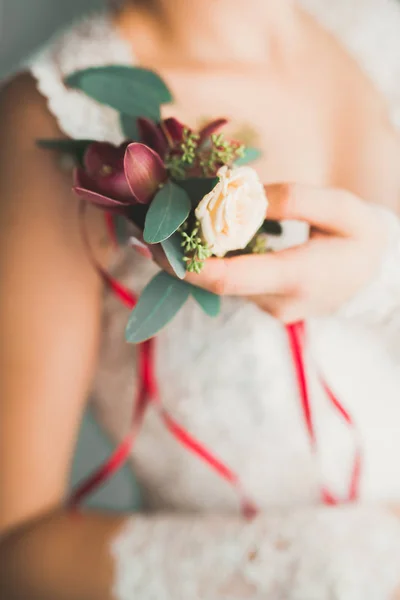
39;65;268;343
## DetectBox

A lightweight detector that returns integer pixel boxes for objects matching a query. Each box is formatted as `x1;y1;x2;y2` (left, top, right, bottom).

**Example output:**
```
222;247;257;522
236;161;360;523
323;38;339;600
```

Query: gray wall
0;0;103;78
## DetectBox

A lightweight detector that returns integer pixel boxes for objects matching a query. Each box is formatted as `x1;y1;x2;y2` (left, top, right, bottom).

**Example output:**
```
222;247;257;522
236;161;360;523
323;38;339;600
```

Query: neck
118;0;298;66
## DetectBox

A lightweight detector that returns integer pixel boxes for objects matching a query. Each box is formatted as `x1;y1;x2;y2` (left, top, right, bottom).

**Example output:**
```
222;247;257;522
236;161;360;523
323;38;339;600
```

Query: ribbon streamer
287;322;361;504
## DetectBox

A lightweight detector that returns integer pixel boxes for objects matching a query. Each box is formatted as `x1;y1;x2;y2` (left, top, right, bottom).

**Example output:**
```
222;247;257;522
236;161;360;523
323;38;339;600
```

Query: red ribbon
287;322;361;504
69;211;360;512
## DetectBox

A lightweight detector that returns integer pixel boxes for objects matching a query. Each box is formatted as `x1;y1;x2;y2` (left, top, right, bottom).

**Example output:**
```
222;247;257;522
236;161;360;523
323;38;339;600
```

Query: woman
1;0;400;597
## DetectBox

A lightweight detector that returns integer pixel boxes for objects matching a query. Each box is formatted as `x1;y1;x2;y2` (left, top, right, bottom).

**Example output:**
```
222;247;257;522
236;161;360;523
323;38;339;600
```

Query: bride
1;0;400;598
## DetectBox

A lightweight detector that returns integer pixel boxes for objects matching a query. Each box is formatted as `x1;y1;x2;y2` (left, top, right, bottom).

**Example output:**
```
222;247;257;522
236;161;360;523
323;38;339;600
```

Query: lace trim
111;507;400;600
29;13;133;143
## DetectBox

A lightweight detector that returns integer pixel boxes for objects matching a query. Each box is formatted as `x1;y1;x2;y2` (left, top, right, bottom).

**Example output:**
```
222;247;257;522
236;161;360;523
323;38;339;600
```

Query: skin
183;183;388;323
0;1;400;598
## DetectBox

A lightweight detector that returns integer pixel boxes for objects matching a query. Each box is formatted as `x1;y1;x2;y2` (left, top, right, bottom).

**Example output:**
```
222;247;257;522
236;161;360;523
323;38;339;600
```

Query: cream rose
195;166;268;257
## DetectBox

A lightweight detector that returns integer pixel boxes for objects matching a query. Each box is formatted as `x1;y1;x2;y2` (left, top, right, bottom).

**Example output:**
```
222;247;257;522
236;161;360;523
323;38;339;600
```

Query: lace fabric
112;507;400;600
29;14;132;144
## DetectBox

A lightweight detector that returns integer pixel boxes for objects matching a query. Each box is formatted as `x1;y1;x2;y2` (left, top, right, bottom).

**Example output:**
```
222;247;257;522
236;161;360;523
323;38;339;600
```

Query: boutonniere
39;65;266;342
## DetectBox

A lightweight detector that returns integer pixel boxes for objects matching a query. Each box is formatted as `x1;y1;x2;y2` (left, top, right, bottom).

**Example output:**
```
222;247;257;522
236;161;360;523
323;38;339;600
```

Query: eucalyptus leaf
189;285;221;317
235;147;262;166
125;272;190;343
176;177;219;208
37;138;93;167
161;232;186;279
119;114;140;140
65;66;172;117
144;181;191;244
120;107;161;140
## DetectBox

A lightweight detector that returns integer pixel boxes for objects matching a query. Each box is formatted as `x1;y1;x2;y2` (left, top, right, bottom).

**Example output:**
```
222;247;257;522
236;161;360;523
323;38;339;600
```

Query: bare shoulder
0;72;80;241
0;71;63;143
0;72;109;257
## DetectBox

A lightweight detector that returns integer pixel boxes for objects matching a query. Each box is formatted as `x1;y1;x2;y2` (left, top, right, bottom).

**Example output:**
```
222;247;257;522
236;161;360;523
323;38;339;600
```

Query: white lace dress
28;2;400;598
29;0;400;512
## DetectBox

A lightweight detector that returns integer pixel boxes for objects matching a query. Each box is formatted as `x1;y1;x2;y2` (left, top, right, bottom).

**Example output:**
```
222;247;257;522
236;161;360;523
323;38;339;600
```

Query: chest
160;29;400;209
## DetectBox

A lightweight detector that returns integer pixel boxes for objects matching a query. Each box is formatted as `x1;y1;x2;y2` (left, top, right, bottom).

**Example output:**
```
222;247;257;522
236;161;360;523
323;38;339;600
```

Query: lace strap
29;13;133;143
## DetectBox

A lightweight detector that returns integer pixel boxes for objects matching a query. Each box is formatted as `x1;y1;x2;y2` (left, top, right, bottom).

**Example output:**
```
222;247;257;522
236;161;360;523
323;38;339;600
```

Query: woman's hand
184;183;389;323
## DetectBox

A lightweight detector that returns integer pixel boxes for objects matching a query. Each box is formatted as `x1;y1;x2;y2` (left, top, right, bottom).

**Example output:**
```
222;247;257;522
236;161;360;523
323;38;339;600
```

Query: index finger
265;183;365;237
184;252;296;296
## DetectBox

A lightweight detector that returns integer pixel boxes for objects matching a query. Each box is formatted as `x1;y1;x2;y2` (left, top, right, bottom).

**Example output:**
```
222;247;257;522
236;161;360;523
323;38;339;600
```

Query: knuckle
291;275;306;298
211;279;225;296
210;260;229;296
269;302;291;323
270;304;285;320
278;255;302;295
282;183;299;212
277;183;296;210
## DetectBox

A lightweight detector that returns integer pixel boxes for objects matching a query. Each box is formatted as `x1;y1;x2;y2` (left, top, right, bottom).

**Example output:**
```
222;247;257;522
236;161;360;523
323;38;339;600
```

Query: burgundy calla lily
161;117;186;144
124;143;167;205
83;142;132;201
73;169;129;213
137;117;187;158
73;142;139;213
137;118;168;158
137;116;228;159
198;118;228;144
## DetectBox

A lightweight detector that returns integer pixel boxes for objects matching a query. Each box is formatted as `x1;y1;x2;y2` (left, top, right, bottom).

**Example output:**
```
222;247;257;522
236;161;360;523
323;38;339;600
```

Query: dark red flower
137;117;186;158
73;117;230;211
73;140;168;210
124;143;167;204
198;118;228;145
73;142;136;212
137;117;228;155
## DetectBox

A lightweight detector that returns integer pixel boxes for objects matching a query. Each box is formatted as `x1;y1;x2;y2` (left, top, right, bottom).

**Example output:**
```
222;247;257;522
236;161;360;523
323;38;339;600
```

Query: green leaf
119;114;140;140
176;177;219;208
125;272;190;343
144;181;191;244
65;66;172;117
235;147;262;166
261;219;283;236
161;232;186;279
37;138;93;167
120;107;161;140
189;285;221;317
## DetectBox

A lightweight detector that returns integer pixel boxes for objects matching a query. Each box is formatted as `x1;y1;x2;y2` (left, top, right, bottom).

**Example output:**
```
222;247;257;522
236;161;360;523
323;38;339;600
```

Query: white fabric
112;507;400;600
30;14;131;144
29;1;400;511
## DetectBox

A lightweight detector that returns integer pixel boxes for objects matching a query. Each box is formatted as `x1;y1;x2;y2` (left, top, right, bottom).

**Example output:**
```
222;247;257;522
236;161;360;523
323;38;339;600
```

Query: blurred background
0;0;103;78
0;0;140;511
